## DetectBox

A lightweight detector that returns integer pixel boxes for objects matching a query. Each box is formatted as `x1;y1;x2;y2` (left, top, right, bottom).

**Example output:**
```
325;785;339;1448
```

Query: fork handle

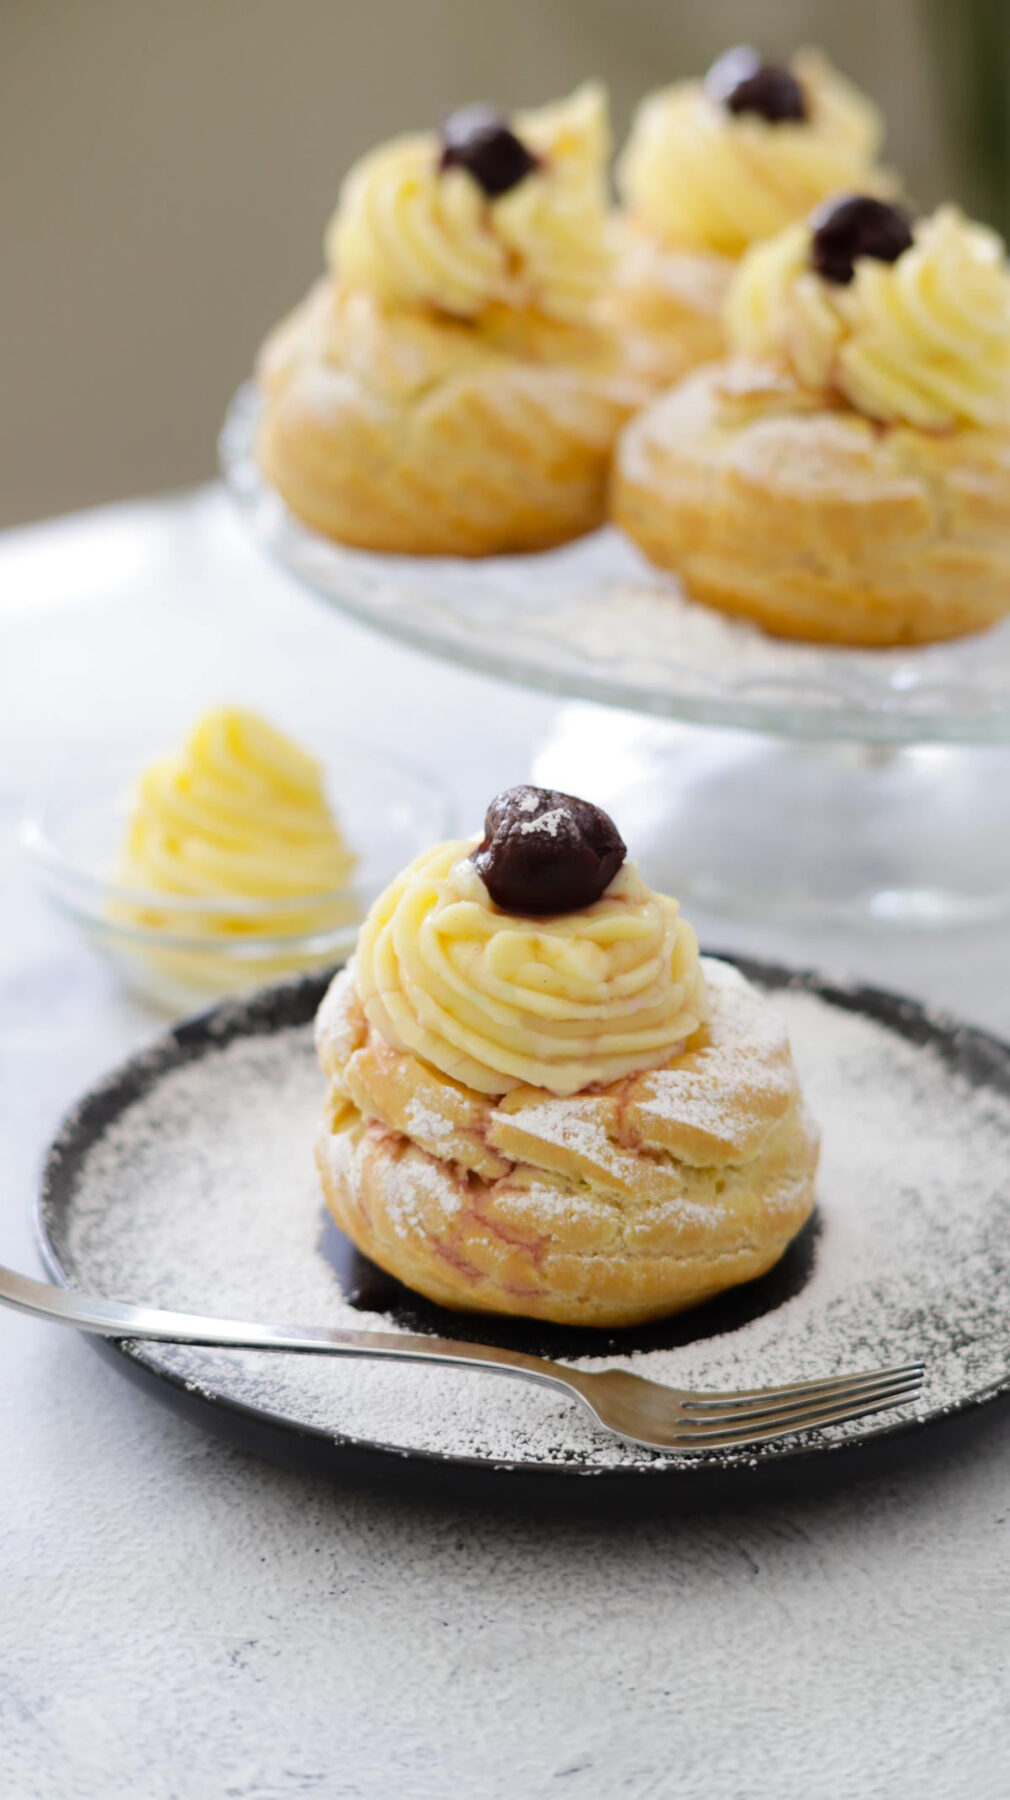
0;1261;572;1395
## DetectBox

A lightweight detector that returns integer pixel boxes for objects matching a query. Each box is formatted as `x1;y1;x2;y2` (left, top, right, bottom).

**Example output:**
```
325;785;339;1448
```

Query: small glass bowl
20;738;453;1014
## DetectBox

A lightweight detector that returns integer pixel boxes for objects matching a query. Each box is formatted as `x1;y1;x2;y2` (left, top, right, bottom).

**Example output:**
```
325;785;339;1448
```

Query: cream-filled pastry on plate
315;786;818;1327
257;86;651;556
608;47;893;388
613;198;1010;645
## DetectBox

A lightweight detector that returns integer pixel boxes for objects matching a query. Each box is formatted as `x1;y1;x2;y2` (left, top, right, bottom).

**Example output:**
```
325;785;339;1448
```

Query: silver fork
1;1262;924;1453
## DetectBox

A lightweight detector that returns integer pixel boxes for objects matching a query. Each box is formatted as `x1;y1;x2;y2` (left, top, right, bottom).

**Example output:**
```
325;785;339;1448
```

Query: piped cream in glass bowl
21;707;453;1014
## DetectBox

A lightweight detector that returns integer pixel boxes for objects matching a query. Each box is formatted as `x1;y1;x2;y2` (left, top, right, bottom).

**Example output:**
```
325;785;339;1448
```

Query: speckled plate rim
35;961;1010;1508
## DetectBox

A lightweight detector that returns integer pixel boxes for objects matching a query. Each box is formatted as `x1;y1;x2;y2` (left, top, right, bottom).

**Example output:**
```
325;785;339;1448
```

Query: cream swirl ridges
727;205;1010;429
353;841;707;1097
120;707;355;907
617;50;885;257
327;83;611;323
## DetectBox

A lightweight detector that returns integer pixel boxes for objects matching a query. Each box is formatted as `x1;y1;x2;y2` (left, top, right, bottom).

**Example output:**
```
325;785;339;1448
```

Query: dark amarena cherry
705;47;806;123
439;106;539;198
810;193;914;285
471;786;627;915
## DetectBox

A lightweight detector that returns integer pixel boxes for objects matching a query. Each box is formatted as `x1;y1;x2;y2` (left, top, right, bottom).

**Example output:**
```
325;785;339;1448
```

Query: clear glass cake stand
221;383;1010;928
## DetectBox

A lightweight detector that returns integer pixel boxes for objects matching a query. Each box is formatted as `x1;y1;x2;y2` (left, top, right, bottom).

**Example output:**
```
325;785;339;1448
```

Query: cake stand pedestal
532;706;1010;928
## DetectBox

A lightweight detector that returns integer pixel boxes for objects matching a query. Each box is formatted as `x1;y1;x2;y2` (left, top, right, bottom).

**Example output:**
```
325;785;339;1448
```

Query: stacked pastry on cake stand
222;54;1010;926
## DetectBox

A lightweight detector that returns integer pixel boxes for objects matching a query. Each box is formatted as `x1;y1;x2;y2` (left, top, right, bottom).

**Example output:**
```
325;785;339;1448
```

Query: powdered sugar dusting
51;988;1010;1471
635;960;793;1145
403;1096;455;1146
518;807;565;837
492;1098;633;1172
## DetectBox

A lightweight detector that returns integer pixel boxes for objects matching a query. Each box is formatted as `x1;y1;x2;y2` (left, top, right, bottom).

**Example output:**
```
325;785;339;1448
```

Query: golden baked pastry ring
316;958;819;1328
37;957;1010;1506
613;362;1010;649
221;382;1010;747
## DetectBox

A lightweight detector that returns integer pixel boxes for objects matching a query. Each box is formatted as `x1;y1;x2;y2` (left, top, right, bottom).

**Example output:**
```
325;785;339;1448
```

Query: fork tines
671;1362;925;1452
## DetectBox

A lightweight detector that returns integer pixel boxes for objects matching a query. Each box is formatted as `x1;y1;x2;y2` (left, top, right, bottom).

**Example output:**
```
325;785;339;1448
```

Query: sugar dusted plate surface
38;960;1010;1497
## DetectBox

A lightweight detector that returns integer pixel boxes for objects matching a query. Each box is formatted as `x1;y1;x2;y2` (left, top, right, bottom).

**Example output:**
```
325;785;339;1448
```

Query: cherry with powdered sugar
810;193;914;285
471;785;626;915
439;106;540;199
705;47;807;124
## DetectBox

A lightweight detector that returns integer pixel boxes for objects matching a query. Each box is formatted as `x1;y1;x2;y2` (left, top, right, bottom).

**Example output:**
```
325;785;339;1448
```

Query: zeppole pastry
315;786;818;1327
608;47;892;387
256;86;649;556
613;199;1010;645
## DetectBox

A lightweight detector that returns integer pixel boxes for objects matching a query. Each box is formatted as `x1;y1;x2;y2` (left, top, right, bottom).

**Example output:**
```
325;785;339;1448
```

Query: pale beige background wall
1;0;951;527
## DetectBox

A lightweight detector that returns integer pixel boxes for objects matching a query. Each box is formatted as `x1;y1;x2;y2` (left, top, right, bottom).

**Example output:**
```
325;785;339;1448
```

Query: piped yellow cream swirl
353;839;707;1097
617;51;886;257
727;205;1010;429
327;83;612;323
119;707;356;929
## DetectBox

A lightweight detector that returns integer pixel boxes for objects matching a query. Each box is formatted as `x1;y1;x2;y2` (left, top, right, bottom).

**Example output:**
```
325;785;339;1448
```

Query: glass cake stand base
533;705;1010;929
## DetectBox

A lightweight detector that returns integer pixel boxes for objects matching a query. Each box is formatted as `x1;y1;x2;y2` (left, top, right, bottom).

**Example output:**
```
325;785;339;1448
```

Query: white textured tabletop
2;489;1008;1800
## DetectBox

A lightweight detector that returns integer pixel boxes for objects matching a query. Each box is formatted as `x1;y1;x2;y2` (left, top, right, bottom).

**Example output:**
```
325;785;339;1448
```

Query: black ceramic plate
37;958;1010;1508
